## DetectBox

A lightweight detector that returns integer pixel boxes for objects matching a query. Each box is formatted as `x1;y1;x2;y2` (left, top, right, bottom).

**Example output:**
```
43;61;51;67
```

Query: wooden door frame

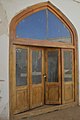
45;48;61;104
29;47;45;109
10;45;30;115
61;49;75;104
9;1;78;120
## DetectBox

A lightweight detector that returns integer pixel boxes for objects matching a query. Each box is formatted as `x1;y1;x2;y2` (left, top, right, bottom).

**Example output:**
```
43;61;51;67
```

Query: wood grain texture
9;2;78;120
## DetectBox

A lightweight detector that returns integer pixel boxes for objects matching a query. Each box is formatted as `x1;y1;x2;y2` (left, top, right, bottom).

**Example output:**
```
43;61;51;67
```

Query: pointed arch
10;1;77;47
9;2;78;120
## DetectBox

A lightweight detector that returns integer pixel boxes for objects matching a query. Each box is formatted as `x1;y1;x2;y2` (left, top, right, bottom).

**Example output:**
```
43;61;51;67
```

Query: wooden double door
12;46;74;114
29;47;61;109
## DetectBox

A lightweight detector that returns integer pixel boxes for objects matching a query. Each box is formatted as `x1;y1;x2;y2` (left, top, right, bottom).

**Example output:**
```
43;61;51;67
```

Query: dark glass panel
16;48;27;86
48;50;58;82
32;50;42;84
64;51;72;82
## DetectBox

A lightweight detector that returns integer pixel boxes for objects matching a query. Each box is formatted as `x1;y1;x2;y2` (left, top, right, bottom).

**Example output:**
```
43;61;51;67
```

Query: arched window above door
10;3;78;119
16;9;72;43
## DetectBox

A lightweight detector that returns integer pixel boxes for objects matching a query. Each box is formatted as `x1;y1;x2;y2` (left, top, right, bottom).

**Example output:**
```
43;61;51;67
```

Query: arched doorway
9;2;78;119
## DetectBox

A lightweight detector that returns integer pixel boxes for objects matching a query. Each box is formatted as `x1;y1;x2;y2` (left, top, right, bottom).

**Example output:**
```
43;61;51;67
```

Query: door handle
43;74;47;81
43;74;47;78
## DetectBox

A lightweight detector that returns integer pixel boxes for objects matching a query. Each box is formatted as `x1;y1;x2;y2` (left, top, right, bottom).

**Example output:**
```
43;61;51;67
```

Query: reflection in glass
47;10;71;42
64;51;72;82
16;10;46;39
32;50;42;84
16;48;27;86
16;9;71;43
48;51;58;82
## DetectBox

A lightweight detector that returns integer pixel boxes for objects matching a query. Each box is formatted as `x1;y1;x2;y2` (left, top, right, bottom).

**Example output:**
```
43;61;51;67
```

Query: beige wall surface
0;0;80;119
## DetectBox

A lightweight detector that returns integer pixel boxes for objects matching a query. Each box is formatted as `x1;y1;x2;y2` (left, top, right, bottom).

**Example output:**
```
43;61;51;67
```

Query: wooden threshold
13;102;77;120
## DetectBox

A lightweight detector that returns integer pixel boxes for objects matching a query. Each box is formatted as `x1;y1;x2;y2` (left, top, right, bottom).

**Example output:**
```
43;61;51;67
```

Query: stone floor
21;106;80;120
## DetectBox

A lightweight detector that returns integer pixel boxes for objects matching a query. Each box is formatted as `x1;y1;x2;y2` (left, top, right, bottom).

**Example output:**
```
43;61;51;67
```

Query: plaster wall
0;2;9;120
0;0;80;119
0;34;9;120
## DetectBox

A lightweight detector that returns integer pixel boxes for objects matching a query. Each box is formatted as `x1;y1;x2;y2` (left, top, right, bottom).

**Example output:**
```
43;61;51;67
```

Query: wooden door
62;49;74;103
30;47;44;109
12;45;30;114
45;49;61;104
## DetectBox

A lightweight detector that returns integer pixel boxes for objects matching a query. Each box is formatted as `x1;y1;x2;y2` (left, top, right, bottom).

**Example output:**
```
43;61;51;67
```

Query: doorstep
13;102;77;120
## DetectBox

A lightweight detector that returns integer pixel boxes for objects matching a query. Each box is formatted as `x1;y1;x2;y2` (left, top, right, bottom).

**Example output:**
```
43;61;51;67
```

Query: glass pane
16;10;46;39
47;10;71;43
48;50;58;82
16;48;27;86
32;50;42;84
64;51;72;82
16;9;71;43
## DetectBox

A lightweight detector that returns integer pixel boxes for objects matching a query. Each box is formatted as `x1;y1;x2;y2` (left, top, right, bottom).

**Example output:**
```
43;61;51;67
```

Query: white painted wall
0;34;9;120
0;2;9;120
0;0;80;119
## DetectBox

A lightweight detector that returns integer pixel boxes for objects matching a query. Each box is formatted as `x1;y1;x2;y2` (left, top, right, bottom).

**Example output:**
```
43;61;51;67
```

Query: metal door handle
43;74;47;82
43;74;47;78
